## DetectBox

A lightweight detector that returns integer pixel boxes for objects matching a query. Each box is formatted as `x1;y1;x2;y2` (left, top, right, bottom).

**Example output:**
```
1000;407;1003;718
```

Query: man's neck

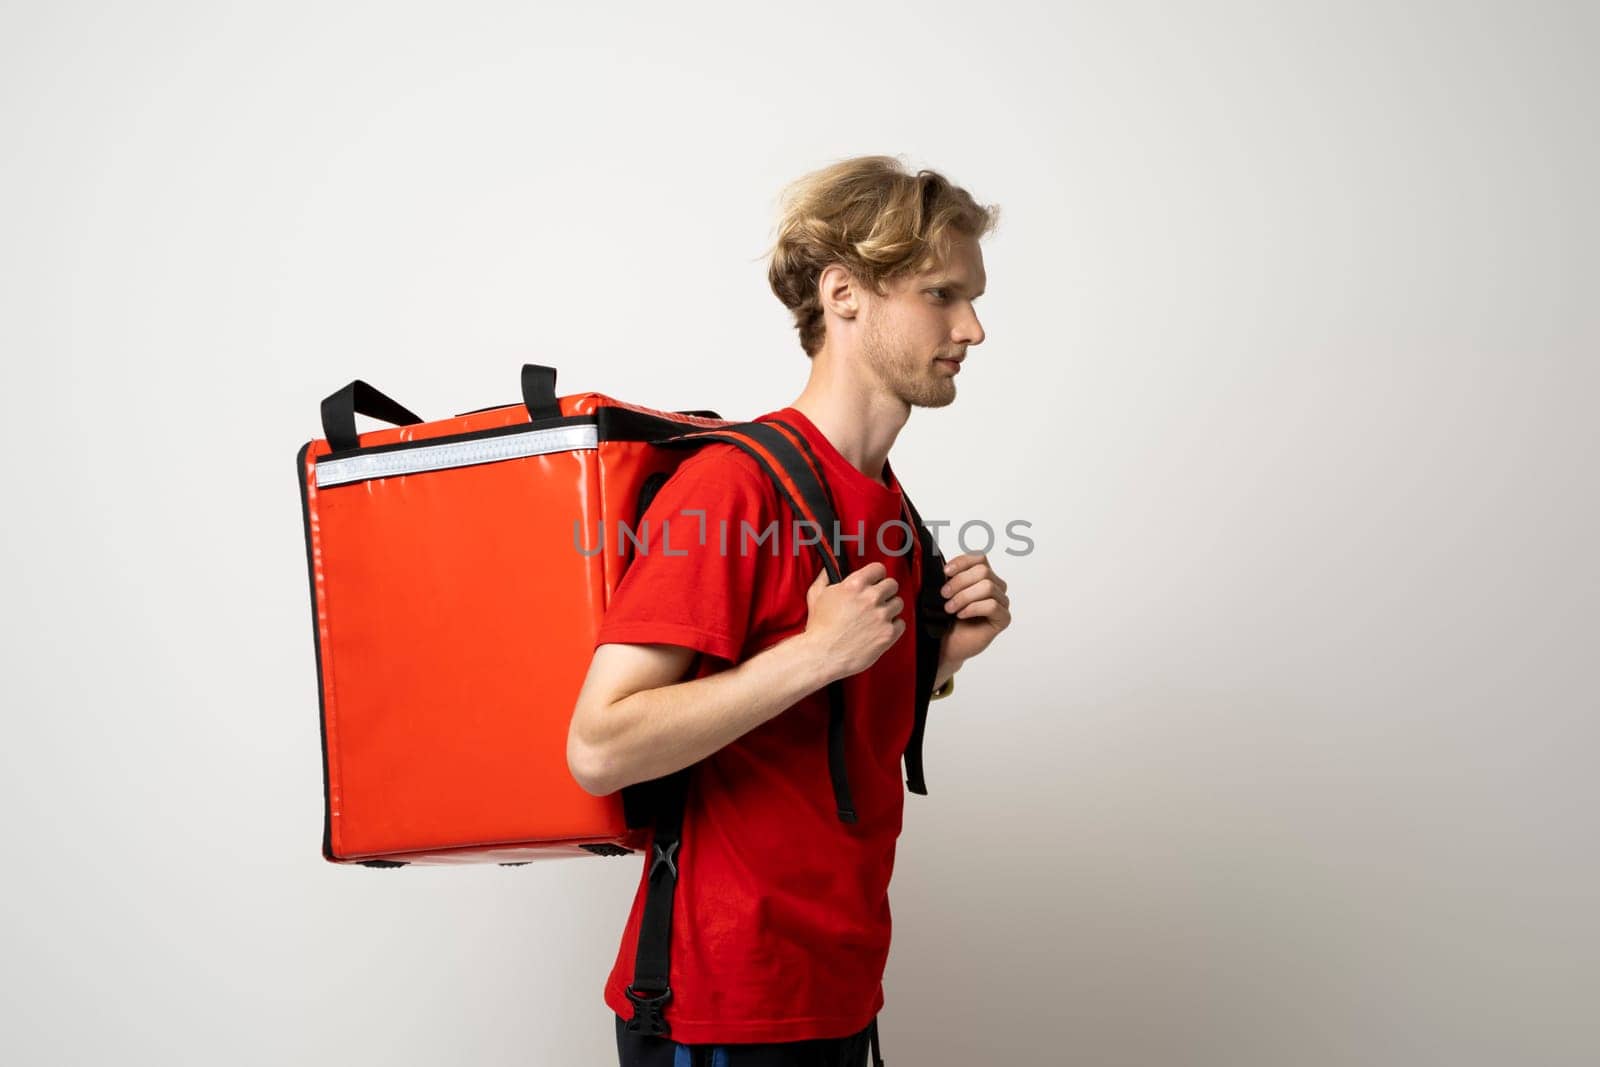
788;355;910;487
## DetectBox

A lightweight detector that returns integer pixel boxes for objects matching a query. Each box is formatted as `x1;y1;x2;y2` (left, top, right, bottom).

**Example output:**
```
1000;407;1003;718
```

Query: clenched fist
937;552;1011;669
802;562;906;684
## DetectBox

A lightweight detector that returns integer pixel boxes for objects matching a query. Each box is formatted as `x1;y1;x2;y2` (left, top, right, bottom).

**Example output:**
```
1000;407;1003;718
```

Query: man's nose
954;308;985;347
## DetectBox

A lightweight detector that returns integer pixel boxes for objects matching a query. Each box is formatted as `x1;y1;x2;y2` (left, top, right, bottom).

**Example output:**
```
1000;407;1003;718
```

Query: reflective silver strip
314;423;599;487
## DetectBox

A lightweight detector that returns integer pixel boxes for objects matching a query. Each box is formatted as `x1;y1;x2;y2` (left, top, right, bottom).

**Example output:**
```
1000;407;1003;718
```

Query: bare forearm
933;633;965;691
582;635;832;795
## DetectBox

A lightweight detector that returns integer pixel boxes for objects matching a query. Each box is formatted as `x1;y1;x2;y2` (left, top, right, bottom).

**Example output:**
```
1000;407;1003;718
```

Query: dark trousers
615;1014;885;1067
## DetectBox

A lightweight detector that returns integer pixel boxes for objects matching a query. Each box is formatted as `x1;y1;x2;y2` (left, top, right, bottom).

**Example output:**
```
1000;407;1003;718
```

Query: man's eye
927;288;949;301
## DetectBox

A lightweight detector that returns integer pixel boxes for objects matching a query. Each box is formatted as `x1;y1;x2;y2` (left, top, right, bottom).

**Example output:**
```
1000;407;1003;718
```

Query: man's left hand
936;552;1011;675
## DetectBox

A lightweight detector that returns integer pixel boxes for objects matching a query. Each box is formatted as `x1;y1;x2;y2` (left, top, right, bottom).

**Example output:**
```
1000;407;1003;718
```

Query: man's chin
907;384;957;410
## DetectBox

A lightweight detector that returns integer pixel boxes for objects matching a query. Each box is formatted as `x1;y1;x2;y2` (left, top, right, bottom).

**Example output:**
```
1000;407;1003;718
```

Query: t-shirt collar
762;406;903;504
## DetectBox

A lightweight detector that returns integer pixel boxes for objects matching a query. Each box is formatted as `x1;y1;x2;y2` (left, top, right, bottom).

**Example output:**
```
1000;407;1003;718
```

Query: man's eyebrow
926;277;987;298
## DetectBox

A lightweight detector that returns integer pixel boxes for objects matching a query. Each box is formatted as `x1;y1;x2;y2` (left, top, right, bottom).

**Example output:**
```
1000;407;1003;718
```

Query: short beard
860;315;957;409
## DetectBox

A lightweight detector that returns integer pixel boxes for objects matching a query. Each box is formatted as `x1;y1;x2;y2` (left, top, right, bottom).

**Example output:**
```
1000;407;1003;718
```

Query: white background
3;2;1596;1064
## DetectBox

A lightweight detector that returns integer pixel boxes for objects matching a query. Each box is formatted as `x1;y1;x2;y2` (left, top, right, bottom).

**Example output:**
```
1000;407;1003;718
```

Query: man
567;155;1012;1066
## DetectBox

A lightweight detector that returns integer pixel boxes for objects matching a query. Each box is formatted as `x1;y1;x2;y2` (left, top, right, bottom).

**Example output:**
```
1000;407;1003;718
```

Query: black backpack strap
621;765;690;1037
762;418;842;525
900;489;954;796
621;422;859;1041
620;653;704;1034
758;419;862;829
658;420;861;823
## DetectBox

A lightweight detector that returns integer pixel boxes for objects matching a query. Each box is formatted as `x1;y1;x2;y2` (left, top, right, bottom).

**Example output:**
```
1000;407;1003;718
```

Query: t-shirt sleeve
594;450;777;665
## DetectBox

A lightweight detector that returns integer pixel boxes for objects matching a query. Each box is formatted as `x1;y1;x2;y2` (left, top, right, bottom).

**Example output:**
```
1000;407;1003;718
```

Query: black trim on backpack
296;441;338;863
594;406;729;443
623;471;670;573
314;413;597;463
311;405;727;467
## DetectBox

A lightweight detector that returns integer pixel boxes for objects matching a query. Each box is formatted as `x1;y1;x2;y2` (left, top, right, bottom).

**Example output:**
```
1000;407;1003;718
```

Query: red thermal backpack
295;363;953;1036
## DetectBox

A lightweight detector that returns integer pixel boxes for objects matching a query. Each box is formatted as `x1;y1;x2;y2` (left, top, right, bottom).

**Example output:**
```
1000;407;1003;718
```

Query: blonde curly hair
766;155;999;358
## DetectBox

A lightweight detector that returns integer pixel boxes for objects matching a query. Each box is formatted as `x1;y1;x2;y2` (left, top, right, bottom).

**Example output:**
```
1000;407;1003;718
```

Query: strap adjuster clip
623;983;673;1037
649;839;679;880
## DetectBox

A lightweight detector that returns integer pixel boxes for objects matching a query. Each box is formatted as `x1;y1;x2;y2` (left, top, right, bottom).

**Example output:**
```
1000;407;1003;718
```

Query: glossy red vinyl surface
298;392;727;863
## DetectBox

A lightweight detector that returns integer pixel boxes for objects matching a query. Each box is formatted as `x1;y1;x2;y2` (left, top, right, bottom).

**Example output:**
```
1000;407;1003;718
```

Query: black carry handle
521;364;561;422
320;380;424;453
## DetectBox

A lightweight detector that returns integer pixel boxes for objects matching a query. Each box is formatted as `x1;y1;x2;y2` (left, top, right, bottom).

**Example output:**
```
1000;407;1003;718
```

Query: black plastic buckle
623;983;673;1037
649;839;679;881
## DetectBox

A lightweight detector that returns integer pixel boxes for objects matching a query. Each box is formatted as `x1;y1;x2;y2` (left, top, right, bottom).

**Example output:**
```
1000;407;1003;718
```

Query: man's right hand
572;562;907;796
802;563;906;684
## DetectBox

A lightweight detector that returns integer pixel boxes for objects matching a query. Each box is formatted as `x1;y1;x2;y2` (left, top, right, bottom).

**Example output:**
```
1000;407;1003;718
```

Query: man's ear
817;263;861;322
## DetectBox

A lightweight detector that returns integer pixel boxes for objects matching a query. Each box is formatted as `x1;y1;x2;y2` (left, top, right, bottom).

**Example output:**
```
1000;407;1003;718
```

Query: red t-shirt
594;406;924;1044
